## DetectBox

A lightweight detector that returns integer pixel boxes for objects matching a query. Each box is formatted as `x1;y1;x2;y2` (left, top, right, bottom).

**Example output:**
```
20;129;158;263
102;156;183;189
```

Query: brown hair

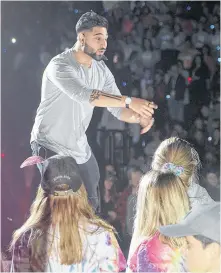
9;184;114;267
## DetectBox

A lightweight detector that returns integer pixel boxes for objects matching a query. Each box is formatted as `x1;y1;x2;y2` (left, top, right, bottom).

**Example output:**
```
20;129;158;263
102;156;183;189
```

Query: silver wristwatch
125;97;132;108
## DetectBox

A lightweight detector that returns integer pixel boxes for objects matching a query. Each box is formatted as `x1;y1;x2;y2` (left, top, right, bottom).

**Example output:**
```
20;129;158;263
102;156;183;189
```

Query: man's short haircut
193;234;220;248
76;11;108;34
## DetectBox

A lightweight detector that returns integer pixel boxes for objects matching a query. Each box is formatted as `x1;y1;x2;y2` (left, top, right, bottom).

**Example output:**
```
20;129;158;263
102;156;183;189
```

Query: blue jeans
31;142;100;212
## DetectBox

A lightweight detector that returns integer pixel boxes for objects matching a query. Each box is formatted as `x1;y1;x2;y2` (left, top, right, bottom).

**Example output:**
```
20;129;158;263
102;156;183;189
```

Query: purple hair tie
162;162;184;177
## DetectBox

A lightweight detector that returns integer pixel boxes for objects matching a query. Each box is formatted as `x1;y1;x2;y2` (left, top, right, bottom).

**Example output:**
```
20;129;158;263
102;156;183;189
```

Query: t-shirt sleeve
188;182;215;206
96;230;126;272
128;243;161;272
103;65;123;119
46;58;94;103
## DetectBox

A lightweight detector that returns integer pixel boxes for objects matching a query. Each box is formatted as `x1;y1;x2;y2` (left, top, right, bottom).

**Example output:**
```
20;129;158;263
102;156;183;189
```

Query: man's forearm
89;90;126;108
119;108;140;124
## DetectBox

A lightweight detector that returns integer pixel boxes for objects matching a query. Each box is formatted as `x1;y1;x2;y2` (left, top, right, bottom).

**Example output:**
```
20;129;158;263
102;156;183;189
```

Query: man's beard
83;43;108;61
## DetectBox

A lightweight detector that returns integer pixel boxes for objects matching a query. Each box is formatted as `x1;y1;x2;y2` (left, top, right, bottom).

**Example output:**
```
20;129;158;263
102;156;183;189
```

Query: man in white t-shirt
31;11;158;212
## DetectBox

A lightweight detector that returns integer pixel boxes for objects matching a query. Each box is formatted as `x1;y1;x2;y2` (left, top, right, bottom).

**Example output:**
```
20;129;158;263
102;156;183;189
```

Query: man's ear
206;242;221;260
78;33;85;45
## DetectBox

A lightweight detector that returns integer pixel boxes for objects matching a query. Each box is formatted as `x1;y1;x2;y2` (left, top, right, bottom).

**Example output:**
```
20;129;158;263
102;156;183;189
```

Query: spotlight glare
11;38;16;43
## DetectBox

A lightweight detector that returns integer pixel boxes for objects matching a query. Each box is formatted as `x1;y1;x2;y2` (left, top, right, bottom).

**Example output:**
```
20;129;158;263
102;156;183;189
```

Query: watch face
126;97;132;104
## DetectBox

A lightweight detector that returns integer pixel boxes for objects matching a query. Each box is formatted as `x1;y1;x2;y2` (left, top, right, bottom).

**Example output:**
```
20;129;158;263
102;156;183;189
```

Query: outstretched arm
47;59;157;119
89;90;157;119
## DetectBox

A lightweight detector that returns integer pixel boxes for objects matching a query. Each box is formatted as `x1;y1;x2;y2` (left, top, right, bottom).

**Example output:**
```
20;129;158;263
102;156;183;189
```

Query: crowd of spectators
98;0;220;256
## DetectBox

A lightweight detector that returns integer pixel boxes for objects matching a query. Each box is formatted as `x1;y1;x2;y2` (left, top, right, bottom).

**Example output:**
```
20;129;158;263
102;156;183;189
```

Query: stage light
188;77;192;83
122;81;127;87
186;6;191;11
210;25;215;29
166;95;171;99
11;38;16;43
74;9;79;14
208;137;212;142
1;153;5;158
218;58;221;63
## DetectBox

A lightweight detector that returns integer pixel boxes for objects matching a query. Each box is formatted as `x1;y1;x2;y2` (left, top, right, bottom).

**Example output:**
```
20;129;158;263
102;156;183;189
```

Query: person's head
200;16;207;25
134;170;190;248
194;118;203;130
205;151;216;165
213;128;220;142
104;175;115;191
105;164;116;176
75;11;108;61
206;171;219;187
127;166;143;189
160;203;221;273
193;130;204;144
200;105;209;118
10;155;113;266
103;173;117;198
192;54;203;68
151;137;201;187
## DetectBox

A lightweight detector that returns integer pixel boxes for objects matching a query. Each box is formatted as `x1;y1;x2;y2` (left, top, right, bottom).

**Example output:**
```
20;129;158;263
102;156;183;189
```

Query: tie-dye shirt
11;224;126;272
127;233;185;273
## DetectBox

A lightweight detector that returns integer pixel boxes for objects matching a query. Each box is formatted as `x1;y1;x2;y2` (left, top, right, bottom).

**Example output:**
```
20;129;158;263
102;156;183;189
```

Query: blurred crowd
98;0;220;256
2;1;220;259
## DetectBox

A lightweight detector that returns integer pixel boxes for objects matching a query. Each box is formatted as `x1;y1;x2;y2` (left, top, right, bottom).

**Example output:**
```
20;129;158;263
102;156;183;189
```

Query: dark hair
75;11;108;33
191;54;204;70
194;234;220;248
103;174;117;202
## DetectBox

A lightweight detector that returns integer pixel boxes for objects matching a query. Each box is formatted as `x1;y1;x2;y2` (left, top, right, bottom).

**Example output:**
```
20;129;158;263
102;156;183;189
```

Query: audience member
160;202;220;273
9;155;126;272
128;170;189;272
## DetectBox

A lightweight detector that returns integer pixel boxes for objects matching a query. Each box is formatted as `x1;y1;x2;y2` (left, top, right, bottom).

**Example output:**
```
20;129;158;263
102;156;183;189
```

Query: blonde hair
9;184;114;268
133;170;190;249
151;137;201;187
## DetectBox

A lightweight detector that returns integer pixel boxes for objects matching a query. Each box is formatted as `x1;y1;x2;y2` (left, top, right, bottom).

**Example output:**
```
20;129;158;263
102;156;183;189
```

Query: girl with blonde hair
151;137;214;207
127;170;190;272
9;155;126;272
